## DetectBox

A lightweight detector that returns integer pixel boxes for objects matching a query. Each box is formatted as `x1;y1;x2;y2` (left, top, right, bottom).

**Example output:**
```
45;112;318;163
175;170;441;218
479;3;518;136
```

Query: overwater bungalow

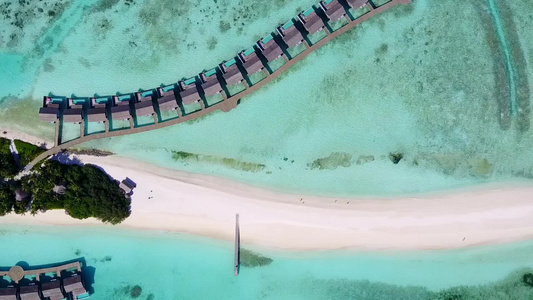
41;279;65;300
346;0;369;10
277;20;305;49
62;273;88;300
219;58;244;86
18;284;40;300
134;91;155;117
298;7;327;35
39;97;62;123
238;47;264;75
178;78;201;105
0;286;17;300
111;95;132;120
320;0;347;22
156;87;179;112
257;33;284;63
63;98;84;124
87;97;108;123
200;68;223;97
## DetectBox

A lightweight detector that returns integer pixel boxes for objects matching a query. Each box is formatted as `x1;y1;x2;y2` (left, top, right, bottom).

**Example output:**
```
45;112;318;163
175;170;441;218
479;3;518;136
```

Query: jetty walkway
0;261;89;300
29;0;411;170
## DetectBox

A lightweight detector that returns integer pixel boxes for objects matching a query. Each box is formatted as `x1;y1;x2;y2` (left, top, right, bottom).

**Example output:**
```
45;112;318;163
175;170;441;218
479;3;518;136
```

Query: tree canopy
14;139;46;167
23;160;131;224
0;138;19;178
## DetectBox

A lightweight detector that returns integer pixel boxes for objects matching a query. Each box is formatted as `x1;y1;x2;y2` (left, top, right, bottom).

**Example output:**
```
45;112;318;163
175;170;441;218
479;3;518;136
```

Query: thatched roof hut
53;184;67;195
18;284;40;300
0;286;17;300
41;280;65;300
62;273;87;299
298;7;326;34
14;188;29;202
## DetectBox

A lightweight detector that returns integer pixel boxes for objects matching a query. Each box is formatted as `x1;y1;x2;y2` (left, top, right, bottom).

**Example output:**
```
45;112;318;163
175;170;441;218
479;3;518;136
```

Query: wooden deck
28;0;411;171
0;262;82;283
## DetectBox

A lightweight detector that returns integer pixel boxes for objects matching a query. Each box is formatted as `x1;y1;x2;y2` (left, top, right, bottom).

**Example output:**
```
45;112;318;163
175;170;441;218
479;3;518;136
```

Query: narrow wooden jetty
234;213;240;276
29;0;412;171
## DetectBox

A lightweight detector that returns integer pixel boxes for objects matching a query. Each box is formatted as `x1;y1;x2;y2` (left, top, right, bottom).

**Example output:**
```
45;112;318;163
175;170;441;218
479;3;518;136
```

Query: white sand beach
1;139;532;251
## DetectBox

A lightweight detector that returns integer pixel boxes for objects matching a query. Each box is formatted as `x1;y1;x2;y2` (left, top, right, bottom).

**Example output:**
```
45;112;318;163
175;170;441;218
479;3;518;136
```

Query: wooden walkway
235;214;240;276
0;262;82;283
27;0;411;170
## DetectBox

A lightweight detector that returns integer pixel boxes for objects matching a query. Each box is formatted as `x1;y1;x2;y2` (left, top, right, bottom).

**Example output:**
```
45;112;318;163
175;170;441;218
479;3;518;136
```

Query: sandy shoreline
1;142;532;250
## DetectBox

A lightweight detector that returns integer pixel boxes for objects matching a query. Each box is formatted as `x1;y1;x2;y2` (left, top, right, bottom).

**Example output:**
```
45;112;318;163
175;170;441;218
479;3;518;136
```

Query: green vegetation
0;138;18;178
21;160;131;224
13;139;46;167
0;182;16;216
240;249;273;267
389;152;404;164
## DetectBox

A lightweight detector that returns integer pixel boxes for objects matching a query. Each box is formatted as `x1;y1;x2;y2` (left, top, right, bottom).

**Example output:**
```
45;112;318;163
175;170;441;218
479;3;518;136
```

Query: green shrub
0;138;18;178
14;139;46;167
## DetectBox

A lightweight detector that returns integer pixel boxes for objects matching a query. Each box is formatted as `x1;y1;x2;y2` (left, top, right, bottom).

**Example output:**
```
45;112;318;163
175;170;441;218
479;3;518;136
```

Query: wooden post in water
234;213;240;276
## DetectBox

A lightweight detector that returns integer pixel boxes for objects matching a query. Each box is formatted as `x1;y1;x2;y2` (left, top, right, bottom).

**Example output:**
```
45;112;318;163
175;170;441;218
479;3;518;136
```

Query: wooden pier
29;0;412;171
234;213;240;276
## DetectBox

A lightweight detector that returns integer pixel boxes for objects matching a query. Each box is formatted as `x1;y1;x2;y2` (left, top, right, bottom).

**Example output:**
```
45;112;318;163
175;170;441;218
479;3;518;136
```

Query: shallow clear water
1;224;533;299
1;0;532;196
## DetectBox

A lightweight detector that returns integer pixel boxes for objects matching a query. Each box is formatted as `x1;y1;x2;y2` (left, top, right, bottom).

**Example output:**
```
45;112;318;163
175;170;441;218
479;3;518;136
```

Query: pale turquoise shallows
1;225;533;299
0;0;532;196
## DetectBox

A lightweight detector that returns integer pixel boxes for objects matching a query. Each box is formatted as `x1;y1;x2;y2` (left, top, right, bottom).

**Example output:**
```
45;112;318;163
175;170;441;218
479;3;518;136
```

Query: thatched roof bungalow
87;97;108;123
346;0;369;10
119;178;136;195
156;87;179;112
18;284;40;300
277;20;305;49
320;0;347;22
134;91;155;117
14;188;29;202
238;47;264;75
39;97;62;123
41;280;65;300
257;33;284;63
63;98;85;124
219;58;244;86
62;273;88;299
200;68;223;97
0;286;17;300
111;95;132;120
298;7;327;34
178;78;201;105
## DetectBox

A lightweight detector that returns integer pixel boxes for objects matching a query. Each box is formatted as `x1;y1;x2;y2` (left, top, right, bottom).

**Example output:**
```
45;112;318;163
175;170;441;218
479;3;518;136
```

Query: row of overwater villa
34;0;411;159
0;262;89;300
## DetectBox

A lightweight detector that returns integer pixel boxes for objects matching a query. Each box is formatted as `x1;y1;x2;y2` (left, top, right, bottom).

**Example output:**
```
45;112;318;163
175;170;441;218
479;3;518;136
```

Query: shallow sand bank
1;154;532;251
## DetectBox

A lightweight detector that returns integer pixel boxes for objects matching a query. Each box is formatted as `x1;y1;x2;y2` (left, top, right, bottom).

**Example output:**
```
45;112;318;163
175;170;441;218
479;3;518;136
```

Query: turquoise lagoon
1;0;533;298
1;224;533;299
1;0;532;196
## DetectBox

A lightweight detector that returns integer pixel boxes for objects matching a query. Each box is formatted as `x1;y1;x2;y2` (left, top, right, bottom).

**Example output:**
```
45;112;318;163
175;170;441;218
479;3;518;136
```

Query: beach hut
39;97;61;123
111;95;132;120
298;6;327;35
63;98;84;124
219;58;244;86
41;279;65;300
156;87;179;112
238;47;264;75
62;273;88;300
119;178;136;195
87;97;108;123
18;284;40;300
200;68;223;97
320;0;347;22
346;0;369;10
178;78;201;105
256;33;284;63
53;184;67;195
0;286;17;300
134;91;155;117
14;188;29;202
277;20;305;49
